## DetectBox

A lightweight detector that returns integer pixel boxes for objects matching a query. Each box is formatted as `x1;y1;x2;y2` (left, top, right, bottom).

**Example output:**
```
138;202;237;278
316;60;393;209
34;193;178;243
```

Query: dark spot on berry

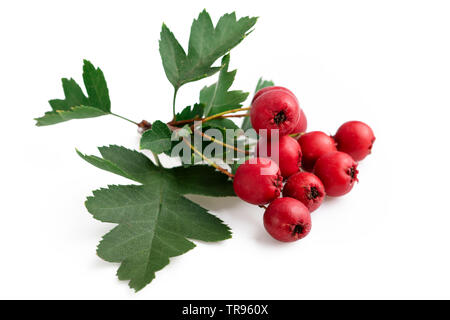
307;186;320;200
274;110;287;125
292;224;303;237
348;166;358;182
272;173;283;194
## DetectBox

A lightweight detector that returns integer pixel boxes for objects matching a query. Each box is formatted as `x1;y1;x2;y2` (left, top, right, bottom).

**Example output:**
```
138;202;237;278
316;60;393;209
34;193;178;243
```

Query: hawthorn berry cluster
35;9;377;290
233;86;375;242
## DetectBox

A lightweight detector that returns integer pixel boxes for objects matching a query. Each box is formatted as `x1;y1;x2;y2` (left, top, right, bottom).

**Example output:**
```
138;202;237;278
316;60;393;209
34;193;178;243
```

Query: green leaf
35;106;108;126
77;145;235;197
82;60;111;112
254;77;275;94
35;60;111;126
78;145;235;291
200;54;249;116
241;77;274;131
204;118;239;130
86;184;231;291
140;121;173;154
159;10;257;91
175;103;204;122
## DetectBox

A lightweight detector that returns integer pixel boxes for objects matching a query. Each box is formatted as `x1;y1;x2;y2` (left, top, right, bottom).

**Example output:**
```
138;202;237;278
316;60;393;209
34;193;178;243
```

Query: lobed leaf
35;60;111;126
140;121;173;154
175;104;204;122
200;54;249;116
78;145;235;290
77;145;235;197
159;10;257;91
86;184;231;291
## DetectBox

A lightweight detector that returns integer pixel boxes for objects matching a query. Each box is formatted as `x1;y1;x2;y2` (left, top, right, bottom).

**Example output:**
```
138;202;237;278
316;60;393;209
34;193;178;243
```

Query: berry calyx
250;88;300;137
233;158;282;205
256;135;302;179
282;172;325;212
334;121;375;161
298;131;337;171
263;197;312;242
313;151;359;197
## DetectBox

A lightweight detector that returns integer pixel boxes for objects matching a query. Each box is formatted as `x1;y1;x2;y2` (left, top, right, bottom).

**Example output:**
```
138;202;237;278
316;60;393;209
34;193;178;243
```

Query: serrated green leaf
204;118;239;130
241;77;274;131
48;78;88;110
86;184;231;291
82;60;111;112
77;145;235;197
159;10;257;90
175;104;204;122
78;145;235;291
254;77;275;94
35;60;111;126
200;54;249;116
140;121;172;154
35;106;108;126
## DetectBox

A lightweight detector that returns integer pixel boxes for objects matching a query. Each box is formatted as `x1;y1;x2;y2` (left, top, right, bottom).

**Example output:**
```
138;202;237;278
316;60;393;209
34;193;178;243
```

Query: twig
167;111;249;127
201;107;251;125
193;129;250;156
182;137;234;178
110;112;139;125
289;132;305;138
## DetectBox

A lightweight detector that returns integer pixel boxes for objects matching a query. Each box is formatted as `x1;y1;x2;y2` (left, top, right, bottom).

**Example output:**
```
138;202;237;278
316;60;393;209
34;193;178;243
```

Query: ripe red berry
291;109;308;137
334;121;375;161
233;158;283;205
252;86;296;104
282;172;325;212
263;197;312;242
298;131;337;171
313;151;358;197
250;88;300;137
256;135;302;179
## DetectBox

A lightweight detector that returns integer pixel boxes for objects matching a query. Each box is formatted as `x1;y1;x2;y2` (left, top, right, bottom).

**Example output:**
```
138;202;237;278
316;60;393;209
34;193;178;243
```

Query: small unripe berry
298;131;337;171
263;197;312;242
334;121;375;161
233;158;282;205
250;88;300;137
283;172;325;212
313;151;358;197
256;135;302;179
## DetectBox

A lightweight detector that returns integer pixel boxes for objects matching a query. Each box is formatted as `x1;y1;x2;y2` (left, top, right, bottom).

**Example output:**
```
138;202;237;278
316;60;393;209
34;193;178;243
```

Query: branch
182;137;234;178
193;129;250;156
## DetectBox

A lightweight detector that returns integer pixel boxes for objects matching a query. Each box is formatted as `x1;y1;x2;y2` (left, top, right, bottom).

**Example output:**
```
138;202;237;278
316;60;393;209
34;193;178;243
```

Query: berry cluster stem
182;136;234;178
193;128;250;156
199;107;250;126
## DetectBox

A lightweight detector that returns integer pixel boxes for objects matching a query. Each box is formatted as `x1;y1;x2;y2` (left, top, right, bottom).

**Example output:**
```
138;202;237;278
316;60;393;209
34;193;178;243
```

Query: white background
1;0;449;299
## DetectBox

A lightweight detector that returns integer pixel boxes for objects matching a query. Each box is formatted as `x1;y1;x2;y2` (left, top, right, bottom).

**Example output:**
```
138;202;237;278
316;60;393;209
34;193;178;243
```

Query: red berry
291;109;308;137
256;135;302;179
233;158;282;205
252;86;296;104
313;151;358;197
250;89;300;137
263;197;312;242
282;172;325;212
298;131;337;171
334;121;375;161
